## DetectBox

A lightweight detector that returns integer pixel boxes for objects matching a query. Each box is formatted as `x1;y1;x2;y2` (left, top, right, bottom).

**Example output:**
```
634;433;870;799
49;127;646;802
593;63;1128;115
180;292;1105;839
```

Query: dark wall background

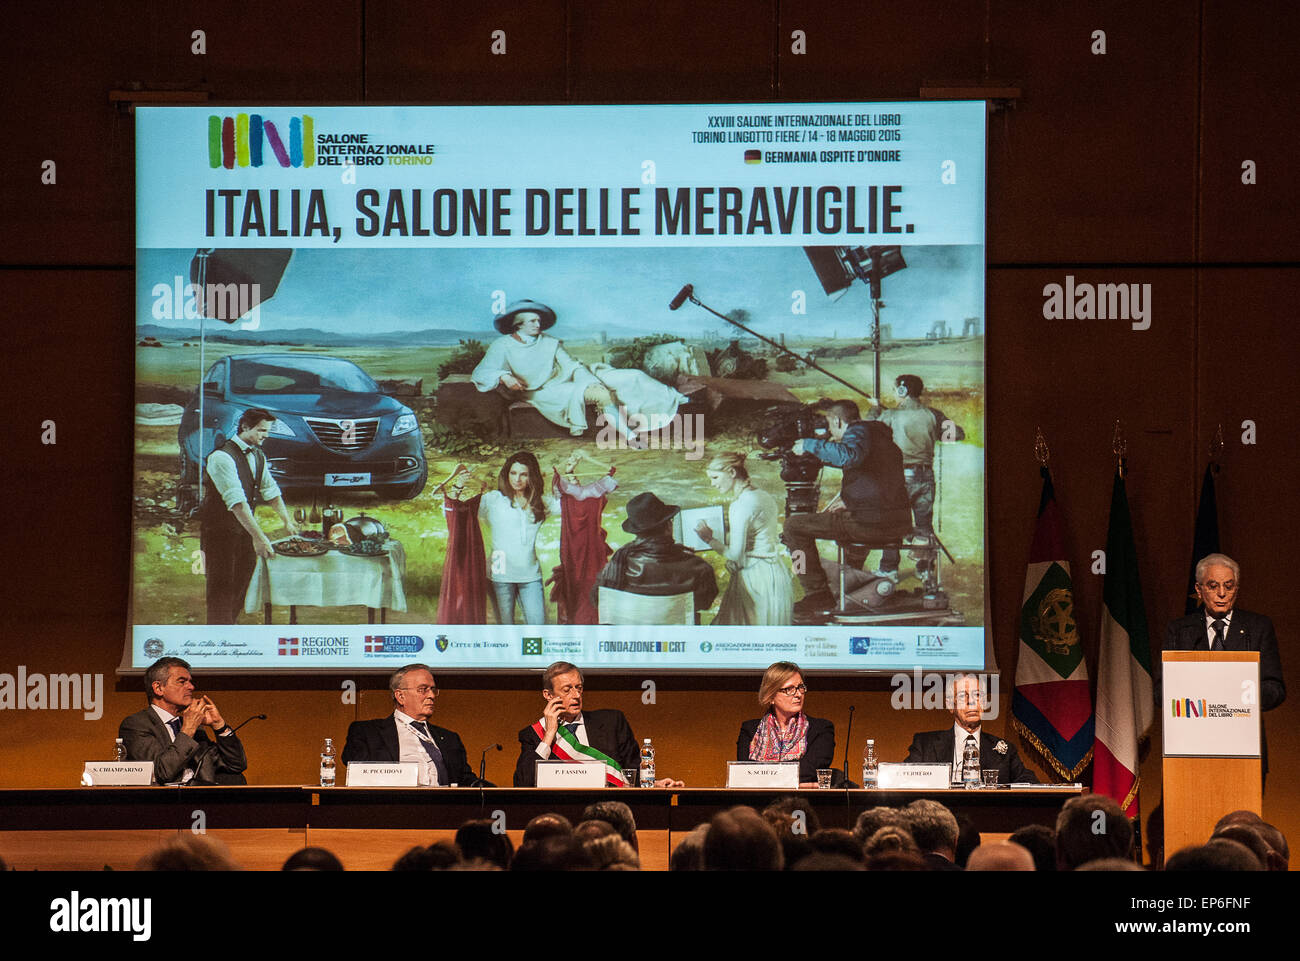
2;1;1296;858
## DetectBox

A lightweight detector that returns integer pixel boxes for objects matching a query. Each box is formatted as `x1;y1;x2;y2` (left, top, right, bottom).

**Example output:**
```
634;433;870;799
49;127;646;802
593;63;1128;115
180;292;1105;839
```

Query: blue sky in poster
137;244;982;341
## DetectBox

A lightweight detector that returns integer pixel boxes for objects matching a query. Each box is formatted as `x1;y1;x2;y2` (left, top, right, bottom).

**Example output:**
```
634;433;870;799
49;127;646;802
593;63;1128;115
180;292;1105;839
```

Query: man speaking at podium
1163;554;1285;780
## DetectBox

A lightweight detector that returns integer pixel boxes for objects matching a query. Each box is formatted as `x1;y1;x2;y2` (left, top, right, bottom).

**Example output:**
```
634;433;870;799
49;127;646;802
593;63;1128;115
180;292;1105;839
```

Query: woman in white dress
694;451;793;626
449;450;558;625
470;300;686;447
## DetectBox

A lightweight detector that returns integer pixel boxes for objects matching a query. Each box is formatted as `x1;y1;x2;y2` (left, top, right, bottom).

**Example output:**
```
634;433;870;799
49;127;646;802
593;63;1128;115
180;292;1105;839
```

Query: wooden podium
1161;651;1262;859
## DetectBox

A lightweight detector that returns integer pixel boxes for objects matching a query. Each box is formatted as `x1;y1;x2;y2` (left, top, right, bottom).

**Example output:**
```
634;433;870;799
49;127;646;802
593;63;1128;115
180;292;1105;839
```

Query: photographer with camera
783;399;912;616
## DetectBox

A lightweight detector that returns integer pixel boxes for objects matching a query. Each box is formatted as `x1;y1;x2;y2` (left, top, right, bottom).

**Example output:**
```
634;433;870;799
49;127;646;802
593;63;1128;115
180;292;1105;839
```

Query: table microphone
479;743;502;784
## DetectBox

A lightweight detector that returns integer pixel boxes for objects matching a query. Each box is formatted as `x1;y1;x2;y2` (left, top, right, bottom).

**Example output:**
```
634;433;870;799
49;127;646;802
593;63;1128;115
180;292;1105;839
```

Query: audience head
704;806;783;871
1213;809;1262;834
1008;824;1057;873
454;819;513;870
392;841;463;871
511;836;594;872
136;834;240;871
865;851;929;871
864;825;919;859
1211;825;1273;870
282;846;344;871
852;806;901;845
1075;858;1145;871
670;825;709;872
583;834;640;871
1165;838;1262;871
792;853;864;871
1258;822;1289;870
580;800;638;850
966;841;1035;872
573;820;617;844
523;813;573;845
903;799;959;861
808;828;864;864
1055;795;1133;870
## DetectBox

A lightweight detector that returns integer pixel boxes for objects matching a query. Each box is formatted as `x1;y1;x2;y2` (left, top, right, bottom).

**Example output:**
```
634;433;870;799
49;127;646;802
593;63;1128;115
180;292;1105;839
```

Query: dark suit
514;709;639;786
341;715;488;786
119;707;248;785
1163;608;1285;775
905;728;1038;784
736;714;836;785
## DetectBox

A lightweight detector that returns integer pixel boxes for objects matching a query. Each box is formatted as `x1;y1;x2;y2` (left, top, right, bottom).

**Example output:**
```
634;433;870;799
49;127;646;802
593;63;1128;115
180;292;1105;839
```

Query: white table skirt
244;540;408;612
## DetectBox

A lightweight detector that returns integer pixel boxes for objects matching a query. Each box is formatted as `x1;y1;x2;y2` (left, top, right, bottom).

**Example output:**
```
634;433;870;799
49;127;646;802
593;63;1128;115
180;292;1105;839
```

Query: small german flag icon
744;149;762;164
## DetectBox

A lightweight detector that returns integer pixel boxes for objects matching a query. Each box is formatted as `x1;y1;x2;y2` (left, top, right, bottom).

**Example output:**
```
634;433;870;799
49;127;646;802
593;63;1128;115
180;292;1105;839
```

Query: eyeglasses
1200;580;1236;594
778;684;808;697
953;693;983;706
400;685;438;696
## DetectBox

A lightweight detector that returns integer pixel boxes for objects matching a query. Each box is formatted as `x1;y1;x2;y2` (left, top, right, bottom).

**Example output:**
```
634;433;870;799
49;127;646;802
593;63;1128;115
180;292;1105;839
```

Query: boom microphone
668;284;694;310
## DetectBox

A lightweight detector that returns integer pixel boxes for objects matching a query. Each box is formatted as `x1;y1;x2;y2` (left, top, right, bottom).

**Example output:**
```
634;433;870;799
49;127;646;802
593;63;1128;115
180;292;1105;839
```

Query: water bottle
114;738;126;762
961;737;980;789
861;739;878;788
639;738;655;788
320;737;337;787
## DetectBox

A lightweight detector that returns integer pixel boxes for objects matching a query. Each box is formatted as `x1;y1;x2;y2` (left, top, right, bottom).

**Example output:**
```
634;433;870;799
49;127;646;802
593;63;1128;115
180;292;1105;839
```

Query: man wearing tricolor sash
513;661;683;788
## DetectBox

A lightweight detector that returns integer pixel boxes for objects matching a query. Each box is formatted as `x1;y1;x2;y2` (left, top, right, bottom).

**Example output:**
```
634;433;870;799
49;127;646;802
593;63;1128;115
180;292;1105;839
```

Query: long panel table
0;786;1081;871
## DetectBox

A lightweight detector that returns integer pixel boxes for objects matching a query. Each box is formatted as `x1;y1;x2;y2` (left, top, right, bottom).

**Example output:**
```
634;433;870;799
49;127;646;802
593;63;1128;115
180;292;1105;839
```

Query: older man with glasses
904;674;1037;784
342;663;490;786
1164;553;1284;784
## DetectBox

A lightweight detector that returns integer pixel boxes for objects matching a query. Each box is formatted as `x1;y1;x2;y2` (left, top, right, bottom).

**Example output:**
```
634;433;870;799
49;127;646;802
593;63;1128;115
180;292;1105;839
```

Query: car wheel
390;464;428;500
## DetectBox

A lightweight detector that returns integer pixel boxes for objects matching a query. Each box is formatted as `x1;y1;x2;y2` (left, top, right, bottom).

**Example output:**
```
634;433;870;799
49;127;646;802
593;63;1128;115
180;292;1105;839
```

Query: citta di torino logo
50;891;151;941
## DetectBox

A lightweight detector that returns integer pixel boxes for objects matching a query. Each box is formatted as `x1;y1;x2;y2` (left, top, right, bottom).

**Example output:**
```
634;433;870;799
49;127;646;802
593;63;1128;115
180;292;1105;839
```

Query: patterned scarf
749;711;809;762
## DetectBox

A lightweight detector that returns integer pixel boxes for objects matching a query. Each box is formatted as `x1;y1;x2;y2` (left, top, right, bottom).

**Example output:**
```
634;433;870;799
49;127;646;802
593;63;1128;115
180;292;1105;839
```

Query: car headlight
268;418;296;437
392;411;418;437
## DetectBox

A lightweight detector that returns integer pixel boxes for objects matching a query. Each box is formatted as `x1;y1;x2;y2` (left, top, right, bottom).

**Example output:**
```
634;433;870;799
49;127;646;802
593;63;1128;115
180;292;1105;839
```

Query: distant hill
136;324;484;348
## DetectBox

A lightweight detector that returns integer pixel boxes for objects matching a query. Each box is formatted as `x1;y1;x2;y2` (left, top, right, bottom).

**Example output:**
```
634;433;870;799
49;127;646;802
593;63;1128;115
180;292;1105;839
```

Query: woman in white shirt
694;451;793;626
470;300;686;448
450;451;559;625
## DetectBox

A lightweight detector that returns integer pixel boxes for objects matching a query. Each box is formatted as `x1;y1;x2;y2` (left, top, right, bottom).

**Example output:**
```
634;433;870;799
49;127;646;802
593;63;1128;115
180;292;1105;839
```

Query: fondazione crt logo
208;113;316;169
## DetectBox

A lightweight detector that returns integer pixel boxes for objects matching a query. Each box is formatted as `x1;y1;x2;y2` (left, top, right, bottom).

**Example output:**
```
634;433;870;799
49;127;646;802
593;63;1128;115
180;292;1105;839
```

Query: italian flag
533;721;627;786
1011;467;1094;779
1093;468;1154;817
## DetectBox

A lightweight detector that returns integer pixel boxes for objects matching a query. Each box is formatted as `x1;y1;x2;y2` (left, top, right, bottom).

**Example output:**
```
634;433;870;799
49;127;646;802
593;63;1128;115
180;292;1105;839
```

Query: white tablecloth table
244;539;407;621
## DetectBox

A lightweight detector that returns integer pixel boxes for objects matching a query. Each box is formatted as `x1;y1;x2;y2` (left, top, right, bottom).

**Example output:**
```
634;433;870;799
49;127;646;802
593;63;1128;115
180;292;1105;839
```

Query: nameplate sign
726;761;799;788
877;762;950;789
536;760;606;787
345;762;419;786
81;762;154;786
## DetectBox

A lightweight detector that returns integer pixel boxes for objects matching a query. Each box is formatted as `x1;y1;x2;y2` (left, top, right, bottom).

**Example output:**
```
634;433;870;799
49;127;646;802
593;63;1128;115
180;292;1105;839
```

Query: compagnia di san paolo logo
208;113;315;169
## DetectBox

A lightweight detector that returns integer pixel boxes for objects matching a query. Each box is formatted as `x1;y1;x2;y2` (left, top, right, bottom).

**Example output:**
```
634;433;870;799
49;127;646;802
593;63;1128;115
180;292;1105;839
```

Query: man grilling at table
200;407;297;623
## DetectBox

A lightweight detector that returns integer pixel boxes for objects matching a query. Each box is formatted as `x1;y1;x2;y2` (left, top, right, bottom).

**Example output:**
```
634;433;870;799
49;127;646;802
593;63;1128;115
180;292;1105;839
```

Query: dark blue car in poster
178;353;427;500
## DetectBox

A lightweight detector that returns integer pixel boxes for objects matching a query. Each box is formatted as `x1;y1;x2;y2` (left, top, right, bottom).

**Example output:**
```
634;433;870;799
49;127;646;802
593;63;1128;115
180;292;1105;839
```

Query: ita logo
522;637;543;656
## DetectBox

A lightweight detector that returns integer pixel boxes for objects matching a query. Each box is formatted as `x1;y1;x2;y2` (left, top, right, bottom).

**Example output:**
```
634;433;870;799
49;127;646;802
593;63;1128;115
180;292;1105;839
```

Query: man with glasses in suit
904;674;1037;784
342;663;489;786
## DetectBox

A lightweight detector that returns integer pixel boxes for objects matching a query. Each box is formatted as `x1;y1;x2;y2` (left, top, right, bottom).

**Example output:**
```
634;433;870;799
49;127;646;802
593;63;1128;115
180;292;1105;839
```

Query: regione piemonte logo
209;113;315;169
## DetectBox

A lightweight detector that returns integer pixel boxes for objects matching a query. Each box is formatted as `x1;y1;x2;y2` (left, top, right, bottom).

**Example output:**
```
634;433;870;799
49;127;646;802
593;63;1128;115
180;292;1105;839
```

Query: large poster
131;103;985;671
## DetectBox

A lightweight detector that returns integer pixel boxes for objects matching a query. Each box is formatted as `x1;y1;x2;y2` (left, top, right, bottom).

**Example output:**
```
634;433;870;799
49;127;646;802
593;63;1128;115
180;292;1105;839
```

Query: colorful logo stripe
208;114;315;169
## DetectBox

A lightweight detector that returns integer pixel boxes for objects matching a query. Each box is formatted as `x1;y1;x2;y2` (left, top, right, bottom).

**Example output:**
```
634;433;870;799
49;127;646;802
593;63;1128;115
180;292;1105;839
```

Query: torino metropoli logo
208;113;315;169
